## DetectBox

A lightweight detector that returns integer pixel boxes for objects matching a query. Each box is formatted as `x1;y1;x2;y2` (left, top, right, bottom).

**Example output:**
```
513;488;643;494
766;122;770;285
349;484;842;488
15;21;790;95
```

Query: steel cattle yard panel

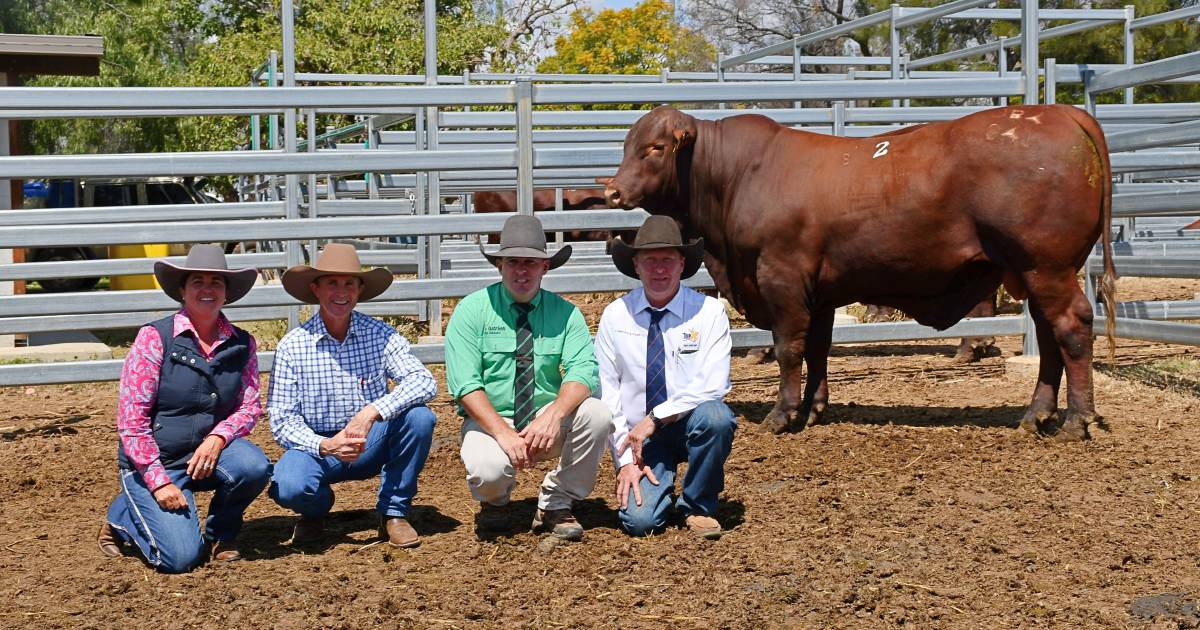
1;1;1199;385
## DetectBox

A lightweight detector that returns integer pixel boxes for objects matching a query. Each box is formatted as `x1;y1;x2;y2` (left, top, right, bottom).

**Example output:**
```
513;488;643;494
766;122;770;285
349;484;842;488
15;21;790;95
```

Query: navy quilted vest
118;315;251;470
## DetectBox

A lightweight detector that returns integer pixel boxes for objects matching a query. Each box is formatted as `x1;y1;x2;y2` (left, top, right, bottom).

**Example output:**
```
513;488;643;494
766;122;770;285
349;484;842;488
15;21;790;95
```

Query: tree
8;0;504;156
537;0;714;76
482;0;583;72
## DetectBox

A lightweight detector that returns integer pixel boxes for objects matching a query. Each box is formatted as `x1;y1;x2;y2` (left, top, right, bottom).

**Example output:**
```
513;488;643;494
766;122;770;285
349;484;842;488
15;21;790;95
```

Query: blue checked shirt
268;311;437;455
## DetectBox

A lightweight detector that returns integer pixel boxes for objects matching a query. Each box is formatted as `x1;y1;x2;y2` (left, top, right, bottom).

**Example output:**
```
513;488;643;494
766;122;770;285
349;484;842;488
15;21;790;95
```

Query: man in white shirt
594;216;736;539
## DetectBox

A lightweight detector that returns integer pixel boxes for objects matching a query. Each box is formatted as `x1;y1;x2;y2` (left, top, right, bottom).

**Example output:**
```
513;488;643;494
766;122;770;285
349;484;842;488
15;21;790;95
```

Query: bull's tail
1071;106;1119;364
1100;161;1118;365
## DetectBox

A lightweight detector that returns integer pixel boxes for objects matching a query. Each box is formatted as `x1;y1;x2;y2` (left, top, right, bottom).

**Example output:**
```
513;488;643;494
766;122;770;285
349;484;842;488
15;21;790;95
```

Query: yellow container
108;244;169;291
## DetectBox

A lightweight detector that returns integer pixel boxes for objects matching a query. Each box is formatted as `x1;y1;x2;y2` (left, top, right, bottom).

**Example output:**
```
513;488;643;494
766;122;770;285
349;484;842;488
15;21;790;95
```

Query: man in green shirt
445;215;612;541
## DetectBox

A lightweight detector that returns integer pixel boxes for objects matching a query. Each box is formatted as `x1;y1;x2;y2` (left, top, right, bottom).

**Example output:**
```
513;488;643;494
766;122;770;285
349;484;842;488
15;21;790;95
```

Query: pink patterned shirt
117;310;262;491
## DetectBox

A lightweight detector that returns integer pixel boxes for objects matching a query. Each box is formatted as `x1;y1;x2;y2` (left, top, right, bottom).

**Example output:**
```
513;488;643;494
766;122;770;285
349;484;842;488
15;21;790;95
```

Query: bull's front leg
761;315;811;434
799;307;835;428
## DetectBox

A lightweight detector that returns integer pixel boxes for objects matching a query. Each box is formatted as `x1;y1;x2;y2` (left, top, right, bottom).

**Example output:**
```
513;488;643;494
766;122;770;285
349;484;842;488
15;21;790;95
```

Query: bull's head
603;106;696;219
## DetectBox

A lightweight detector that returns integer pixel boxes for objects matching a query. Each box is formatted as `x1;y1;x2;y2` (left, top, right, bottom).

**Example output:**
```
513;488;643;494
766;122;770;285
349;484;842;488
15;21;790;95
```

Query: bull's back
739;106;1107;297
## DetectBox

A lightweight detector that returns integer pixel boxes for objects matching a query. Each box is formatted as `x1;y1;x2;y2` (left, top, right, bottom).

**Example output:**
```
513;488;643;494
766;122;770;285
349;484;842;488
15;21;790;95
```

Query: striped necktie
645;308;668;415
513;302;536;429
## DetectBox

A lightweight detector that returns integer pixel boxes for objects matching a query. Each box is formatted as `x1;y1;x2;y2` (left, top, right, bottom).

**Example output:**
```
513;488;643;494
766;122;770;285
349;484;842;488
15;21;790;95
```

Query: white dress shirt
594;286;732;470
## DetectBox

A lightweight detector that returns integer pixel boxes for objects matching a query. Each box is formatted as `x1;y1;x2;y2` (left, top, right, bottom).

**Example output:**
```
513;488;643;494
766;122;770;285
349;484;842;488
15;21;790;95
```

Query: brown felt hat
611;216;704;280
153;244;258;305
282;243;393;304
480;215;573;269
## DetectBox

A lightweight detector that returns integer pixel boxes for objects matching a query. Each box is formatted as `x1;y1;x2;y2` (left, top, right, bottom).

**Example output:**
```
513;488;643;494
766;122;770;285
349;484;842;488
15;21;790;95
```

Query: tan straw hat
153;244;258;304
282;243;393;304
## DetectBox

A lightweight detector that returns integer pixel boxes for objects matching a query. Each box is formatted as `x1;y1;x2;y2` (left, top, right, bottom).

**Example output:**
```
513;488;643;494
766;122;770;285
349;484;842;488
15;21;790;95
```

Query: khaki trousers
459;398;612;511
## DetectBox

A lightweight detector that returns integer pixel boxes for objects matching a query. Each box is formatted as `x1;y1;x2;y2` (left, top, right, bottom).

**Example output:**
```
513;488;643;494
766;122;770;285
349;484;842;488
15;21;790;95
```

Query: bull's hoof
803;402;827;428
1019;408;1057;435
743;347;776;365
1052;412;1093;442
760;410;794;434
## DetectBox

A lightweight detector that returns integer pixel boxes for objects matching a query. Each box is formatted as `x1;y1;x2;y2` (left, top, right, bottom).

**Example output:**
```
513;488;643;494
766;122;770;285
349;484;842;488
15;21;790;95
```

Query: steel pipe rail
1109;318;1200;346
909;19;1123;70
1088;51;1200;94
892;0;1001;29
436;103;1199;129
0;148;519;179
0;315;1033;386
0;85;517;109
1086;256;1200;278
0;265;692;318
1130;4;1200;30
1110;152;1200;173
0;252;288;282
1112;190;1200;217
0;209;649;248
533;78;1024;105
896;7;1127;23
1105;119;1200;153
1099;300;1200;321
0;201;286;226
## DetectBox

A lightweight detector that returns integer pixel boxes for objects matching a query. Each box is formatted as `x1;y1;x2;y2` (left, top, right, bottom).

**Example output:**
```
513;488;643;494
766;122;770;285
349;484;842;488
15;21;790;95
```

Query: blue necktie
645;309;668;415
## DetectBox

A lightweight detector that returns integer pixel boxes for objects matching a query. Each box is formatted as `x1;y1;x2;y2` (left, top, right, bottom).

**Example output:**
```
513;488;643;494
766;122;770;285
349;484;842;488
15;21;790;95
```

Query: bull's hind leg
799;308;835;428
1024;269;1098;441
761;320;810;434
1020;308;1064;435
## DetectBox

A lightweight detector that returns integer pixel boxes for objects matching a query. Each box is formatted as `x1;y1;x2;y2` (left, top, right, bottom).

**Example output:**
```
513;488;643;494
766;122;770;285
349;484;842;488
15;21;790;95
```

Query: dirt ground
2;278;1200;628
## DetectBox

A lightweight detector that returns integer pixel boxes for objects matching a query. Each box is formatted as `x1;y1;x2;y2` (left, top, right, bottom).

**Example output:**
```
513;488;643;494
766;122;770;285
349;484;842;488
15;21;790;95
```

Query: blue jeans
619;400;736;537
105;438;271;573
269;405;435;519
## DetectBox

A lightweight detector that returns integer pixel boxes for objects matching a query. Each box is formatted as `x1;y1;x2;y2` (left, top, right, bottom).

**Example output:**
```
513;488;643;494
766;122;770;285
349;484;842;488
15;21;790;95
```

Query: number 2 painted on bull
873;141;890;159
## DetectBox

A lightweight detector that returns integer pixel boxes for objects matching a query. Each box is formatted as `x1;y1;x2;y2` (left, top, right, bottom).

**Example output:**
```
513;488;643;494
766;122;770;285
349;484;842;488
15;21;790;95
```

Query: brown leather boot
379;516;420;548
685;514;722;540
290;516;326;545
97;522;123;559
211;540;242;562
532;508;583;541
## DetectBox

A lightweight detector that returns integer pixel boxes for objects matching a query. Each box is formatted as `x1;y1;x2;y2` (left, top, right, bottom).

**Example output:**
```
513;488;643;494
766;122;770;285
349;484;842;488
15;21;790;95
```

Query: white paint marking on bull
1010;109;1024;119
1026;113;1043;125
872;141;890;159
1001;128;1019;142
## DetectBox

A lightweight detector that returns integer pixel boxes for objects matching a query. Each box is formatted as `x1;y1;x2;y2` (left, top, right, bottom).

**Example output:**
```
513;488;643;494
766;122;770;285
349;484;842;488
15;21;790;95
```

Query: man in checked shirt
445;216;612;541
267;244;437;548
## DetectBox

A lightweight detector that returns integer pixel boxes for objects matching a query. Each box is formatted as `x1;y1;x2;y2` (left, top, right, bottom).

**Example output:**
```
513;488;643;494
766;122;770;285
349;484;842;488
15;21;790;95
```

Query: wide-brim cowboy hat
153;243;258;305
282;243;393;304
611;215;704;280
480;214;572;269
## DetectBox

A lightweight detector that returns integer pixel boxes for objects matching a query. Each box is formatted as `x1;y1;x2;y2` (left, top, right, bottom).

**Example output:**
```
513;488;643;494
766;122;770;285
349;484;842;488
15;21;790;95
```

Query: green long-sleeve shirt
444;283;598;425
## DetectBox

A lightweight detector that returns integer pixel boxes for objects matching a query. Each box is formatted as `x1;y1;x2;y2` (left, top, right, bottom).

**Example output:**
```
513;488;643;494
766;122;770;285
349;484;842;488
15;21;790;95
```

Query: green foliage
9;0;503;156
538;0;714;75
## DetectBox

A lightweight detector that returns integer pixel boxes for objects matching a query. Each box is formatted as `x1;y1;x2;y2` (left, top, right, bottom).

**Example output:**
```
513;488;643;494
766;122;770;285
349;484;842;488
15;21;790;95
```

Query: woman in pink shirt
97;245;270;573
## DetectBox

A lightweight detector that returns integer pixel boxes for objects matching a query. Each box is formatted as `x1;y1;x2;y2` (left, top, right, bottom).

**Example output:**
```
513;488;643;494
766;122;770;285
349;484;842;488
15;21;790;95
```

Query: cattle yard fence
0;0;1198;386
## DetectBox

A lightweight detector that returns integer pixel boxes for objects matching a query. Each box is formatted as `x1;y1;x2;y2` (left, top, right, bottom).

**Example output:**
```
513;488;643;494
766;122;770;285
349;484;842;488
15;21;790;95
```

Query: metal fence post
890;4;901;108
555;187;565;246
516;77;534;216
282;0;300;330
1124;4;1136;105
414;109;428;325
306;109;318;262
1021;0;1039;358
425;0;442;337
716;54;726;110
792;39;803;110
996;37;1007;107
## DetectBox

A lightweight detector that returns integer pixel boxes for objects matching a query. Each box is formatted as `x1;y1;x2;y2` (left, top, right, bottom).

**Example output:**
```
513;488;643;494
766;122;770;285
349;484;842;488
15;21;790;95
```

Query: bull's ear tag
873;141;890;159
